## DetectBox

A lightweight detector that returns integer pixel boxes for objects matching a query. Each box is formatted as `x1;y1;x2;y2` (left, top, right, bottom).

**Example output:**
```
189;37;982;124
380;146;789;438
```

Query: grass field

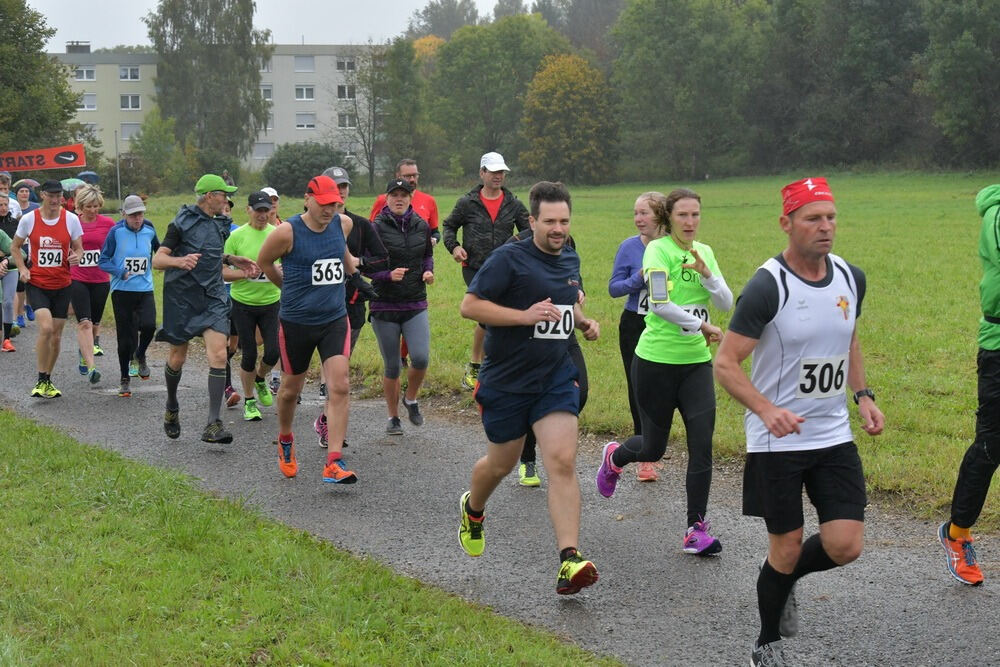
98;170;998;525
0;408;618;665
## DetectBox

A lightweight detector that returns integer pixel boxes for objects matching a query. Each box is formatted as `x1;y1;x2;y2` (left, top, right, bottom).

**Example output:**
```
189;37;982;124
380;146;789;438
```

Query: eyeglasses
209;190;227;196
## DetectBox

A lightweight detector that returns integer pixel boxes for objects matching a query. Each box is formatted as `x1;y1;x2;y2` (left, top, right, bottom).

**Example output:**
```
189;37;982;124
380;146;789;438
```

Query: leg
401;310;430;402
322;354;351;455
76;319;95;371
676;363;716;525
534;412;582;551
203;329;230;426
44;315;68;374
469;438;524;512
112;292;137;379
618;310;644;435
950;348;1000;530
370;317;403;420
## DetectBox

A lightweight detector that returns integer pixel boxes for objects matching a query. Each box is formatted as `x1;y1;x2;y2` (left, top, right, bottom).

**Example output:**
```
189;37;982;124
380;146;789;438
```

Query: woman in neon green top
596;188;732;555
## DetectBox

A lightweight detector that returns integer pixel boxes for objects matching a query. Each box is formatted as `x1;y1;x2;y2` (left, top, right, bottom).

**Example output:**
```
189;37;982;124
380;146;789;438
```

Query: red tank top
29;208;72;290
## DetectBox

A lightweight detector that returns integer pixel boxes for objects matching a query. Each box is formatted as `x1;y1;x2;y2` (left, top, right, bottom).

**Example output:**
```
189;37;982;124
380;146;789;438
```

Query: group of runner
6;161;1000;667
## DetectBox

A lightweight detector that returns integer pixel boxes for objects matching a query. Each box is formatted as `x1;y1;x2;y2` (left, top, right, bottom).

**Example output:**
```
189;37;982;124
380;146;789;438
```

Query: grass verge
0;408;617;666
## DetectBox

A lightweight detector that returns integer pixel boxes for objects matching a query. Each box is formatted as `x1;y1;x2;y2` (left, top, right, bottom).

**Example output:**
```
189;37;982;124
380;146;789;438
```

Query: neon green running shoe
93;344;104;357
128;360;139;377
30;380;46;397
458;491;485;557
255;379;273;406
42;380;62;399
556;550;598;595
518;462;541;487
243;398;263;421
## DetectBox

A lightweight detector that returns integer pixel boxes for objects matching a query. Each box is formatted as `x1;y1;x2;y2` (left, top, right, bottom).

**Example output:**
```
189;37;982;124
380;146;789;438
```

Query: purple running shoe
596;441;622;498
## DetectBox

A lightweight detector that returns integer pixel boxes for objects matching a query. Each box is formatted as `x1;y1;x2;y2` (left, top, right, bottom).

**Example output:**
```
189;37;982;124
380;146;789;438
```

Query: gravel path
3;322;998;665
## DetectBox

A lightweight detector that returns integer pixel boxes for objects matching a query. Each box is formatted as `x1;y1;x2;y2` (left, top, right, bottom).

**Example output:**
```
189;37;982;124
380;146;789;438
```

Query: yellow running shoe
458;491;485;557
556;550;598;595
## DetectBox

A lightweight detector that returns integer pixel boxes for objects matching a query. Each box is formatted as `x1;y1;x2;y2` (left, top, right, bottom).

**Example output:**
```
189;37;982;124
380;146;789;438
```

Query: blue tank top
279;214;348;325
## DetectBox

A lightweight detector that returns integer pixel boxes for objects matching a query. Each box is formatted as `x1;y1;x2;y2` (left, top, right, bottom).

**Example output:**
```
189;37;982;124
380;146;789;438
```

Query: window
295;86;314;101
265;113;274;130
259;57;272;72
119;66;140;80
81;122;97;134
337;85;356;100
261;85;272;101
338;113;357;128
253;142;275;160
120;123;141;140
295;113;316;129
78;93;97;111
74;66;95;81
336;58;355;71
120;94;141;110
294;56;315;72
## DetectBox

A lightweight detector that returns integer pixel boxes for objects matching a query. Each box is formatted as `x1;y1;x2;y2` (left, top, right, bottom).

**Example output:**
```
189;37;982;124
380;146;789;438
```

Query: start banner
0;143;87;171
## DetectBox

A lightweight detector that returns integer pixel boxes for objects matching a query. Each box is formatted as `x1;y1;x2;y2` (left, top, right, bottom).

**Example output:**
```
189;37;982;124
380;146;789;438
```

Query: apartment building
54;42;369;168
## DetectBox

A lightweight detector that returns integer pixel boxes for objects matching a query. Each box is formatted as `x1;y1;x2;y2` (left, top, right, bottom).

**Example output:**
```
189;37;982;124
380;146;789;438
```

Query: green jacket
975;184;1000;350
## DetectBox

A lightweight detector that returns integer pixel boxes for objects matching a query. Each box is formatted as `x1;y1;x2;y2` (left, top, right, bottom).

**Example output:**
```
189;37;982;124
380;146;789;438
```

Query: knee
825;537;864;566
77;319;92;332
408;350;429;370
327;375;350;398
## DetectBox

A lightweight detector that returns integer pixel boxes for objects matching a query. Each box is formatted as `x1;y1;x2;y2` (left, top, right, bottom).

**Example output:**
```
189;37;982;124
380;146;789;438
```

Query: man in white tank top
715;177;885;666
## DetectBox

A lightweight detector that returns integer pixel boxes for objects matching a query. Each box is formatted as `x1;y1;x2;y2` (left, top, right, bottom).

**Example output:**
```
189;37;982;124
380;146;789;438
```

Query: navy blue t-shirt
467;237;581;394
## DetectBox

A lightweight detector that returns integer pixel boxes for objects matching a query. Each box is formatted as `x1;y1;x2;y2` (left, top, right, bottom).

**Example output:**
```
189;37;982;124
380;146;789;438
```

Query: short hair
528;181;571;219
395;158;417;174
74;184;104;210
0;173;10;187
650;188;700;234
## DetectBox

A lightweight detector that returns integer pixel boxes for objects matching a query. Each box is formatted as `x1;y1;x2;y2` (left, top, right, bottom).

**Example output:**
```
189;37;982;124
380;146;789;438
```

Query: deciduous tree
407;0;480;39
145;0;273;159
520;54;616;183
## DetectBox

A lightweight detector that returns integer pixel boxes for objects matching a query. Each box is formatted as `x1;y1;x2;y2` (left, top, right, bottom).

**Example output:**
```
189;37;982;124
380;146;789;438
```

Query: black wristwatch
853;388;875;404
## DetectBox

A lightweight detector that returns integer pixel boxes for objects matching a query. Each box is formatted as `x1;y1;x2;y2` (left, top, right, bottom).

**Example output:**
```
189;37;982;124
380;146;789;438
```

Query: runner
457;181;601;595
221;196;242;409
223;192;280;422
312;166;379;447
596;188;731;556
608;192;665;481
261;186;282;395
938;182;1000;586
9;180;84;398
69;185;115;384
714;177;885;666
442;151;530;390
0;196;22;351
152;173;257;443
99;195;160;397
256;174;358;482
367;178;434;435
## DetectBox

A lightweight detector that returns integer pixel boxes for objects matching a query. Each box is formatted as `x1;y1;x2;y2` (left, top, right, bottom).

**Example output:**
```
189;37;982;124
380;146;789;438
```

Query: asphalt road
2;321;998;666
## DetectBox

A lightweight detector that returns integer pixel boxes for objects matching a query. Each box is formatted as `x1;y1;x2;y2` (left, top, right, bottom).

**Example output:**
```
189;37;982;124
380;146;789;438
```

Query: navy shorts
474;362;579;444
743;441;867;535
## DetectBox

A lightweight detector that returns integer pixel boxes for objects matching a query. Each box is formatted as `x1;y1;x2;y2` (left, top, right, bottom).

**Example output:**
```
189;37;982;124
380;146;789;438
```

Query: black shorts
278;316;350;376
743;441;867;535
25;283;71;319
70;280;110;324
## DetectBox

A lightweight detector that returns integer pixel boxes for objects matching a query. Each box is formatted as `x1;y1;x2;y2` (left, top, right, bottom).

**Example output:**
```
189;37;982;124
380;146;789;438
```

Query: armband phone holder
647;268;671;303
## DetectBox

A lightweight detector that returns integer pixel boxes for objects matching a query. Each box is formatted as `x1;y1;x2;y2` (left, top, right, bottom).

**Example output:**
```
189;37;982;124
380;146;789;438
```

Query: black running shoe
164;409;181;439
201;419;233;444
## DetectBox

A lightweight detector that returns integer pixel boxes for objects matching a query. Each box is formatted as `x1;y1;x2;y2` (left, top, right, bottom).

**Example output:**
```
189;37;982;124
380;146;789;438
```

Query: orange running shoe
938;522;984;585
322;457;357;484
637;461;658;482
278;439;298;478
2;339;14;352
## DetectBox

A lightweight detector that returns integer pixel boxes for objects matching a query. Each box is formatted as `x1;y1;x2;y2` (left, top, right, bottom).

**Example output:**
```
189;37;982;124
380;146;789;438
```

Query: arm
714;330;805;438
573;302;599;341
608;242;645;298
97;228;122;277
256;222;292;288
153;246;200;271
650;301;722;345
340;214;358;275
422;224;434;284
10;234;28;281
683;247;733;310
442;199;464;255
460;292;563;328
513;200;530;233
846;328;885;435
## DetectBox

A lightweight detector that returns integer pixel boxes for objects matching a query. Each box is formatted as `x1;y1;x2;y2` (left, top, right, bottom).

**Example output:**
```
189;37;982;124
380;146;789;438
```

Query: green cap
194;173;238;195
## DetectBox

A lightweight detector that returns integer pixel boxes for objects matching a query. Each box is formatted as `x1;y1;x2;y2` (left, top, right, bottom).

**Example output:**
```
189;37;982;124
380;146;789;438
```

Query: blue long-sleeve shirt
99;219;160;292
608;235;648;312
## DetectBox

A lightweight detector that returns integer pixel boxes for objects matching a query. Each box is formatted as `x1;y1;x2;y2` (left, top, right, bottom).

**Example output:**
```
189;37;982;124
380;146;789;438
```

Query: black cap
323;166;351;185
386;178;414;194
248;191;273;210
38;180;62;193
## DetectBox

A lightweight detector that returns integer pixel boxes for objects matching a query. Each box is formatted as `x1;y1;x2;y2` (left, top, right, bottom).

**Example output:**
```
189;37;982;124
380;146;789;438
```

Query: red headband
781;177;834;216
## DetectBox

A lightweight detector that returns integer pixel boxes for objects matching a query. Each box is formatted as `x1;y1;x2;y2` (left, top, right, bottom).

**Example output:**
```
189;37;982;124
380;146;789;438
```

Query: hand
452;246;468;263
858;399;885;436
18;267;30;283
700;321;723;346
390;267;409;282
0;258;7;278
422;270;434;284
176;252;201;271
229;255;258;273
578;317;600;341
682;248;712;279
525;297;560;325
760;405;805;438
577;289;586;305
242;264;262;280
67;249;80;267
431;237;438;246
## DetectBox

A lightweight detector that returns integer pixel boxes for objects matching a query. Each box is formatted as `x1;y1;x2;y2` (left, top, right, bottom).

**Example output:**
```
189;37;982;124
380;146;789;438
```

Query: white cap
122;195;146;215
479;151;509;172
261;187;279;199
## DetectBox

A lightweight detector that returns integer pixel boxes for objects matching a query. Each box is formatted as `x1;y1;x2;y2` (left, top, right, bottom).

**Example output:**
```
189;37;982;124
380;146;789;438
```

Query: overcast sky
29;0;500;51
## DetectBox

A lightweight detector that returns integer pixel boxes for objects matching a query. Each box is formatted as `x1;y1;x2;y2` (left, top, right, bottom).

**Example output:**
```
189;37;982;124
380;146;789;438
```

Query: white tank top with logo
746;253;858;452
